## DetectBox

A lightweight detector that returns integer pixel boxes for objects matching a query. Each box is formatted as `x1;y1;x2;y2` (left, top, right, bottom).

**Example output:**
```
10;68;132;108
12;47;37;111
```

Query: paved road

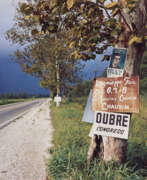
0;99;46;126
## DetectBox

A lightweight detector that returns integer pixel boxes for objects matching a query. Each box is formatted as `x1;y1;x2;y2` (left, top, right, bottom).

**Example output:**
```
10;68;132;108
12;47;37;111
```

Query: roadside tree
6;0;147;163
6;2;81;96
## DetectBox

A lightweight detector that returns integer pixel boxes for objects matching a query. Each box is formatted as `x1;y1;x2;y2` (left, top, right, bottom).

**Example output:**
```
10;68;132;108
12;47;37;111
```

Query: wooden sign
89;111;130;139
92;76;139;113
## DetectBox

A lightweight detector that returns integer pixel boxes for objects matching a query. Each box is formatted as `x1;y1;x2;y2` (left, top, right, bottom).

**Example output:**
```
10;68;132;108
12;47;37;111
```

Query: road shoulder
0;100;53;180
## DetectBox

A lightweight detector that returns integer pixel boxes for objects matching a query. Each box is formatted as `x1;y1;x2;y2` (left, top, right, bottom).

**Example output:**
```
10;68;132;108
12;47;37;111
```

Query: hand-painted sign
107;48;127;77
82;90;94;123
92;76;139;113
89;111;130;139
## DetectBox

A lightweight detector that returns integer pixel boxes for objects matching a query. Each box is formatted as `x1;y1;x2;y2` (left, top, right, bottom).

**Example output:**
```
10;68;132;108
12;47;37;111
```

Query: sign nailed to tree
92;76;139;113
89;111;130;139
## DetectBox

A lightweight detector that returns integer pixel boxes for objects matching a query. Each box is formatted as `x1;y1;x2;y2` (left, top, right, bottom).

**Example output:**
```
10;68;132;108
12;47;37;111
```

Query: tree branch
119;9;134;32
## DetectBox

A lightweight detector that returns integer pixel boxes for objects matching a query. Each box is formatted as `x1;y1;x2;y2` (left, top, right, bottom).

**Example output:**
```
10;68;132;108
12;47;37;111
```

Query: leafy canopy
8;0;147;62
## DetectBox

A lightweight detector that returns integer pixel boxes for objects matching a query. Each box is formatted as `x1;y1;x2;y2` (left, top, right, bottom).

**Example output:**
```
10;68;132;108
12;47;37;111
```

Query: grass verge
47;96;147;180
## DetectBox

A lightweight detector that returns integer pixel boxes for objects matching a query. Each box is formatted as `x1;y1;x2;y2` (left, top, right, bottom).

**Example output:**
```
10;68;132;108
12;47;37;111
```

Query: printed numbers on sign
106;87;118;94
107;87;112;94
106;87;127;95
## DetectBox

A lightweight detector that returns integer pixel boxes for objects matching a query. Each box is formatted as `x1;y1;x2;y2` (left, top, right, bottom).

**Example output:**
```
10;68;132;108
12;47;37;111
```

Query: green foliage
8;0;146;61
6;0;82;96
6;0;147;96
9;33;81;96
0;92;48;105
140;50;147;92
0;98;28;106
47;96;147;180
0;92;29;99
65;80;92;98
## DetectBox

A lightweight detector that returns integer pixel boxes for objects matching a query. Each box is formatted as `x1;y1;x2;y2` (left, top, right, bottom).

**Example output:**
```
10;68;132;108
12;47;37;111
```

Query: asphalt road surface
0;99;46;127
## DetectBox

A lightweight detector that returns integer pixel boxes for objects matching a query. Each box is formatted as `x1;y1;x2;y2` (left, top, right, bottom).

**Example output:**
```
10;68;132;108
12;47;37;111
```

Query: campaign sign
107;68;124;77
107;48;127;77
89;111;130;139
92;76;139;113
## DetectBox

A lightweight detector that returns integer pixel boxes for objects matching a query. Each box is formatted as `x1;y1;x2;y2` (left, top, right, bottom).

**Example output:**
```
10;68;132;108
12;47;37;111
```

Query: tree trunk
88;43;145;163
101;43;145;163
87;0;147;164
88;38;145;164
56;60;60;96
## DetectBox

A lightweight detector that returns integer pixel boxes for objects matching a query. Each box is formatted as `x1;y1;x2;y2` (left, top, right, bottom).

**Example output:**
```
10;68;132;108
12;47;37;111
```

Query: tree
140;48;147;92
6;0;147;163
6;1;81;97
56;0;147;164
12;34;80;96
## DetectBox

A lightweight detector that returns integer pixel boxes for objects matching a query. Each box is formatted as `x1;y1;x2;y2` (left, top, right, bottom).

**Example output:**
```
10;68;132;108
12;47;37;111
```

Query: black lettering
113;129;117;133
117;129;121;134
96;113;101;123
110;128;113;132
121;130;124;134
99;127;102;131
109;114;115;125
122;116;128;127
103;113;108;124
106;128;109;132
116;115;122;126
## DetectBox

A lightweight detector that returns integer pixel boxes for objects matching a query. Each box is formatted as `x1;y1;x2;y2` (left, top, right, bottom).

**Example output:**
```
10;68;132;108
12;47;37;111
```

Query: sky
0;0;49;95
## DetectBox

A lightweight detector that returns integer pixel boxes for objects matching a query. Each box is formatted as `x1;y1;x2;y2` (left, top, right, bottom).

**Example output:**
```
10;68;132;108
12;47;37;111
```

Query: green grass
47;96;147;180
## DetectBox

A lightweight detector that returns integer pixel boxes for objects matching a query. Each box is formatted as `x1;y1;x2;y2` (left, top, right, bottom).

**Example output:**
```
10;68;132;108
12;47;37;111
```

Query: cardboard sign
82;90;94;123
107;48;127;77
89;111;130;139
107;68;124;77
92;76;139;113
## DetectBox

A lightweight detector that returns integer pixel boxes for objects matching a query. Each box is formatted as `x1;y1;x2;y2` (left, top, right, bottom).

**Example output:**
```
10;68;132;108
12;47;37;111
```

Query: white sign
107;68;124;77
54;96;62;107
54;96;62;102
89;111;130;139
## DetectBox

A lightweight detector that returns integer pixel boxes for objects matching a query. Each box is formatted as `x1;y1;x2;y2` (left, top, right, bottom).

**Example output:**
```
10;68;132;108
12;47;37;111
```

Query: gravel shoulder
0;100;53;180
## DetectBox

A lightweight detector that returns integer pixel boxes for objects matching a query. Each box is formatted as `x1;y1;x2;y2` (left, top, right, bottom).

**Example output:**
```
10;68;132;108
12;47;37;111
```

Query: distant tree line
66;80;92;98
0;92;49;99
